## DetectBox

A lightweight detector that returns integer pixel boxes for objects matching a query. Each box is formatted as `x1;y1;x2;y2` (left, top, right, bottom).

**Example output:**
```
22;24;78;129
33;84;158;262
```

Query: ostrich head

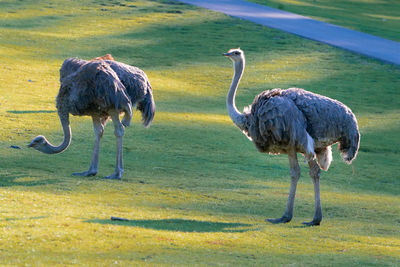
28;135;48;151
223;48;244;63
28;134;70;154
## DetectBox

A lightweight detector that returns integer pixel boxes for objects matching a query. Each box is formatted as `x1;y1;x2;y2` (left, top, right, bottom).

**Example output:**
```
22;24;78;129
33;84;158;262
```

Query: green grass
248;0;400;42
1;0;400;265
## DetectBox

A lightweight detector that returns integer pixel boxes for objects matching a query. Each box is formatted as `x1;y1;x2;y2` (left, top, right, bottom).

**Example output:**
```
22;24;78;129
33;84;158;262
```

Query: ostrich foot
104;172;122;180
301;219;321;226
266;216;292;224
72;170;97;177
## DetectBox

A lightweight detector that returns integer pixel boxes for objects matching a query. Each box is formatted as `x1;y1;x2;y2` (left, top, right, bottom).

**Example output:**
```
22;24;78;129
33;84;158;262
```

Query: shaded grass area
88;218;253;233
248;0;400;42
0;0;399;265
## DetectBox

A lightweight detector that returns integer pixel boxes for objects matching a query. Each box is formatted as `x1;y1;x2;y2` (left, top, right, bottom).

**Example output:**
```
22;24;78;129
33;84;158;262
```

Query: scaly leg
105;112;124;180
73;116;105;177
267;151;300;224
302;160;322;226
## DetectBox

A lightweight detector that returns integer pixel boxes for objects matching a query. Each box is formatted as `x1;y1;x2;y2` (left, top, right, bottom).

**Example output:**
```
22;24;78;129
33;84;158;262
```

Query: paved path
177;0;400;65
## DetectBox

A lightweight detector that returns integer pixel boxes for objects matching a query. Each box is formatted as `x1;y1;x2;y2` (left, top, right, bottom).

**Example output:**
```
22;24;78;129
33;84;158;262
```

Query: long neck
40;112;71;154
227;59;245;127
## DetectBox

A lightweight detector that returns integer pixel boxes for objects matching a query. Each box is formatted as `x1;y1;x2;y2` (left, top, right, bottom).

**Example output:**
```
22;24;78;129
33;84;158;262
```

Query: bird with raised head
223;48;359;225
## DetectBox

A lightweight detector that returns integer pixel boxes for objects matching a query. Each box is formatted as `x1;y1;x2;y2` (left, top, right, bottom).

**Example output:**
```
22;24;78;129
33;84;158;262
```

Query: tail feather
339;127;360;164
137;84;155;128
316;146;332;171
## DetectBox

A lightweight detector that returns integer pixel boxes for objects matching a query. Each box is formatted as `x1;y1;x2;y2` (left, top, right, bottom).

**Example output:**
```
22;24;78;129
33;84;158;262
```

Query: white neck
39;112;71;154
227;59;245;127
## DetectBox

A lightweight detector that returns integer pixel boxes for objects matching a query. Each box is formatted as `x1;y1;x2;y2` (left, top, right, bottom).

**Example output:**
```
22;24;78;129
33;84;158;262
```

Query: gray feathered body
57;61;131;118
59;58;155;127
241;88;360;168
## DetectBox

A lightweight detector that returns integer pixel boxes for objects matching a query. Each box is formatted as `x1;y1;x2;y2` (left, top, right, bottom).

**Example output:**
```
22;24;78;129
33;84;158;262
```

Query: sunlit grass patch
155;111;231;125
358;111;400;130
1;186;398;265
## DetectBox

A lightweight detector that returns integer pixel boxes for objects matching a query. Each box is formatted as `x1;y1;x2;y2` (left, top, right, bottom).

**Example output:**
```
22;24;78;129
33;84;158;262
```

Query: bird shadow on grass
86;218;254;233
7;110;56;114
0;174;59;187
0;216;49;222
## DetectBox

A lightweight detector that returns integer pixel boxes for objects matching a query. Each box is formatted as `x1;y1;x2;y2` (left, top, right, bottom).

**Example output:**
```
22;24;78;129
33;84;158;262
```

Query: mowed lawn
249;0;400;42
0;0;399;266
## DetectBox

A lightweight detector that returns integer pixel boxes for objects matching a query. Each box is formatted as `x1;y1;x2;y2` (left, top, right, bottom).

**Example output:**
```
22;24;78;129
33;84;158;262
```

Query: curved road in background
177;0;400;65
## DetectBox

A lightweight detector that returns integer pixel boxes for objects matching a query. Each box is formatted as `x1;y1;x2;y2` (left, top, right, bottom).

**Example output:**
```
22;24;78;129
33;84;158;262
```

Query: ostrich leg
267;151;300;224
105;111;125;180
302;160;322;226
73;116;105;177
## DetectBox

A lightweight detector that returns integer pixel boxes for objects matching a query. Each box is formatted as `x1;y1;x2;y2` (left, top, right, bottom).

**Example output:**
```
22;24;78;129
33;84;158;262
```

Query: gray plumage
60;57;155;127
28;57;155;180
243;88;359;167
224;48;360;225
57;60;132;118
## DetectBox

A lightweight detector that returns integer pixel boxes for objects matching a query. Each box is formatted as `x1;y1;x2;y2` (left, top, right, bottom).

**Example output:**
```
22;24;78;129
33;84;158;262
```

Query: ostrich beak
222;52;230;57
28;139;36;148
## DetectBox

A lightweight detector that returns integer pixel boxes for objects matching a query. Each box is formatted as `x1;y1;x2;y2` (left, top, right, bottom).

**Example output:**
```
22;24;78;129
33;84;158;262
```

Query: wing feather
248;90;313;155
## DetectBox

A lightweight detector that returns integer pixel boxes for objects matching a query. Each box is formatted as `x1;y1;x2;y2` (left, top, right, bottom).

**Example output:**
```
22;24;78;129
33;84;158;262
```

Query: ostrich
28;58;155;180
223;48;359;225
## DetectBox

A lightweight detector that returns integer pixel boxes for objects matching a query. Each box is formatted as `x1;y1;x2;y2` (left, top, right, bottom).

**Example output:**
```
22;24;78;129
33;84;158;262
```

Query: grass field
0;0;399;265
248;0;400;42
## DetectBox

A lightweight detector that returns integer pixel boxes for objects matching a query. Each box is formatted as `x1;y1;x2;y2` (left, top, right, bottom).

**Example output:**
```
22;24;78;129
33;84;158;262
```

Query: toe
301;220;320;226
